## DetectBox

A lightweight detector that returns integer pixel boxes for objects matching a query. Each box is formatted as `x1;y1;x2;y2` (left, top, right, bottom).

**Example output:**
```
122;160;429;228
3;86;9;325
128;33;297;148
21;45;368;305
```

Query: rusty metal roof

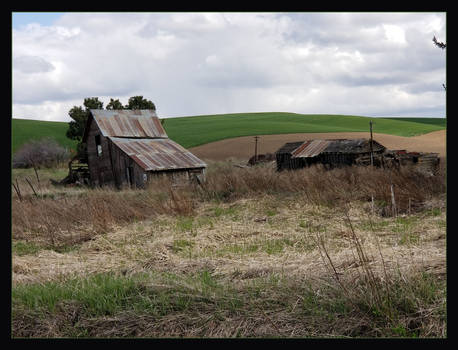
282;138;386;159
322;138;385;154
292;140;331;158
109;137;206;172
89;109;168;139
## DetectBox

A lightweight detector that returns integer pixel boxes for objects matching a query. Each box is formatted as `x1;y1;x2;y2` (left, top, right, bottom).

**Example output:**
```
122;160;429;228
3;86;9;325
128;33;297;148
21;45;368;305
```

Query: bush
13;138;70;169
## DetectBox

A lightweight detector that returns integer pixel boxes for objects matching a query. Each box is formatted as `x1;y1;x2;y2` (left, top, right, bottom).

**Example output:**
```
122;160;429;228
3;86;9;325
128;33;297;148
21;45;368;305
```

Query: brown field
190;130;446;162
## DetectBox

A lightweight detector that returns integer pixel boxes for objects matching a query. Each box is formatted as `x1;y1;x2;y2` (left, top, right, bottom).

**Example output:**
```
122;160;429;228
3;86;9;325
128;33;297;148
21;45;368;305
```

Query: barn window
95;135;102;156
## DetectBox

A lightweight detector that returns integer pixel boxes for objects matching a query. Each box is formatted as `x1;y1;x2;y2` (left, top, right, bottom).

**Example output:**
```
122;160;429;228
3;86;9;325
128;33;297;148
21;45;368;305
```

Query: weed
171;239;194;253
175;217;194;233
12;241;42;256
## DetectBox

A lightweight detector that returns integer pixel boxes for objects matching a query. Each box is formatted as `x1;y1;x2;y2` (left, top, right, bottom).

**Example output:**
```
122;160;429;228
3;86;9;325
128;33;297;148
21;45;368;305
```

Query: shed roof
292;140;331;158
322;138;385;154
83;109;168;141
277;138;386;159
276;142;305;155
109;137;206;172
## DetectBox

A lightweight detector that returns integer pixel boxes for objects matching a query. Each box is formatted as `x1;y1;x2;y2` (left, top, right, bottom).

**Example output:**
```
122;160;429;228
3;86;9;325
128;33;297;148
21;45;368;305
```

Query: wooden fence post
391;184;397;217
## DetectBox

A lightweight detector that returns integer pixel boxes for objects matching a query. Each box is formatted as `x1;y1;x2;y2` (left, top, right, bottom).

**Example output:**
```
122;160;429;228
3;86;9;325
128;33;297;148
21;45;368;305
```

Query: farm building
275;138;440;174
81;109;206;188
276;138;386;171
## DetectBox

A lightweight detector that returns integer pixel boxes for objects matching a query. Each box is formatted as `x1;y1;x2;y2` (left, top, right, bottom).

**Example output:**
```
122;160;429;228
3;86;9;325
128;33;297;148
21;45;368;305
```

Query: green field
164;113;446;149
12;113;446;154
12;118;77;155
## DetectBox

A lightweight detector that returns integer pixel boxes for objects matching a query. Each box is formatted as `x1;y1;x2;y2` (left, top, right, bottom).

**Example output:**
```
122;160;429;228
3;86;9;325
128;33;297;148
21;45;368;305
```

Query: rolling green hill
163;112;446;149
12;118;77;155
12;113;446;154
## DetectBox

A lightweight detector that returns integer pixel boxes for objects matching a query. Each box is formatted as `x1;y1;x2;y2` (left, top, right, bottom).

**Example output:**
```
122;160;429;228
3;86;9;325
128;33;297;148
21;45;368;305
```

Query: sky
12;12;446;122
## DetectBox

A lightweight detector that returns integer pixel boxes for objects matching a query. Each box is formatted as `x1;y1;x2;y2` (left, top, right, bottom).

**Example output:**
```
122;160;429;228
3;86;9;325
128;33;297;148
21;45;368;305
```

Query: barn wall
108;142;148;189
86;121;115;187
147;168;206;185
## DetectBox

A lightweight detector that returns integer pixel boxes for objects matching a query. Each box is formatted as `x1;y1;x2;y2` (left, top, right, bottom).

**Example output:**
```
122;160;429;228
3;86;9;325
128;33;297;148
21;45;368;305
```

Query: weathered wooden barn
275;138;386;171
82;109;206;188
275;138;440;174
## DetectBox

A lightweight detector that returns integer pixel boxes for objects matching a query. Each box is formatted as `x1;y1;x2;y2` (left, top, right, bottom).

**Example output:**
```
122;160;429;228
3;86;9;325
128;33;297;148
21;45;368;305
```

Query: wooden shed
82;109;206;188
275;138;386;171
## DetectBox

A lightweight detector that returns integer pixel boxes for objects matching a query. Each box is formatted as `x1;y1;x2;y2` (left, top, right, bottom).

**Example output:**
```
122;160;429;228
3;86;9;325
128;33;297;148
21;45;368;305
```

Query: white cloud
12;12;446;122
383;24;407;45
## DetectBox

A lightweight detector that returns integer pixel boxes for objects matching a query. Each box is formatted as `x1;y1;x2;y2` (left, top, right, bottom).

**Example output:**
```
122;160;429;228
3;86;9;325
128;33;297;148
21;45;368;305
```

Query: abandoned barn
82;109;206;188
275;138;440;174
276;138;386;171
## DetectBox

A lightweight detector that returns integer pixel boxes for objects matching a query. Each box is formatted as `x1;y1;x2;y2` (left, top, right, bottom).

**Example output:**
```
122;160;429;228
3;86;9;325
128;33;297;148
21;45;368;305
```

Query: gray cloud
12;12;446;121
13;55;55;74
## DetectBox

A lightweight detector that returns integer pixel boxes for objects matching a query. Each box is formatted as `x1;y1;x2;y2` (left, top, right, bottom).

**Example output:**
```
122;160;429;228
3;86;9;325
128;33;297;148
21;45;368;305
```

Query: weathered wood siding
86;120;115;187
109;141;147;188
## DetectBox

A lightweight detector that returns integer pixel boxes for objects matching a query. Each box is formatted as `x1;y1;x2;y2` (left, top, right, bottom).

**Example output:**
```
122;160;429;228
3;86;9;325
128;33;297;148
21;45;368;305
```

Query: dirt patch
190;130;446;162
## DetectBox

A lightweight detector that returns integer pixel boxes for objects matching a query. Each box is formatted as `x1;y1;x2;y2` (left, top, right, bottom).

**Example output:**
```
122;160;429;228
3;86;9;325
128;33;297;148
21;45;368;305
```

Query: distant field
163;113;446;149
12;119;77;154
12;113;446;153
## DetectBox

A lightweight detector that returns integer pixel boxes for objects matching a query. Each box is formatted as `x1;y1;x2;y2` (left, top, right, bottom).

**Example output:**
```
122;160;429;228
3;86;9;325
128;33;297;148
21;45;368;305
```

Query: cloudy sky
12;12;446;122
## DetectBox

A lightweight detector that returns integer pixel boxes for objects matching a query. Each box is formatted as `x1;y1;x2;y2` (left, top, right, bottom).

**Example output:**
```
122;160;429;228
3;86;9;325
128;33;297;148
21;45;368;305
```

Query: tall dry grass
12;161;445;249
201;161;445;213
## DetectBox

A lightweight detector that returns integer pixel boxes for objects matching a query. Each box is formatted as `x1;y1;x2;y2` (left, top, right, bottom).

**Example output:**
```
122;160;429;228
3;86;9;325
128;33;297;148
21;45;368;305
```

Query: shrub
12;138;70;169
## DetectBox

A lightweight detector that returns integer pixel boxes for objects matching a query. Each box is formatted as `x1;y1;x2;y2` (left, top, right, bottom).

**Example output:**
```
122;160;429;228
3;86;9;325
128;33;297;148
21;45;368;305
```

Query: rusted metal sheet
90;109;168;138
323;139;385;154
292;140;331;158
109;137;207;171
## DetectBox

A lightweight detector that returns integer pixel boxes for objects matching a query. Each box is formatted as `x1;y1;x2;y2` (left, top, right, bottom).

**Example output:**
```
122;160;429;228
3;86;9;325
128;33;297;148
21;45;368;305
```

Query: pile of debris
247;153;276;166
355;150;440;174
51;156;90;186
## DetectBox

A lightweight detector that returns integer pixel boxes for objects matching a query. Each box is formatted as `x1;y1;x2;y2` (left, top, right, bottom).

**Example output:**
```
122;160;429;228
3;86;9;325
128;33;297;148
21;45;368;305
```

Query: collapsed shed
82;109;206;188
275;138;440;174
276;138;386;171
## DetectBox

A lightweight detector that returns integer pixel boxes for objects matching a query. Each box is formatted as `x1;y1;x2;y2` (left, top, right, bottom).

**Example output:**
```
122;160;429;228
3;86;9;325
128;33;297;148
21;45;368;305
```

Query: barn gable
82;109;167;142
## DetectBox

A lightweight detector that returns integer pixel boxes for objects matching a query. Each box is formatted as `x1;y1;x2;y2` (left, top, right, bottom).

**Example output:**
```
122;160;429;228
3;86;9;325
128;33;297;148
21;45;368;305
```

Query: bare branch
433;36;446;49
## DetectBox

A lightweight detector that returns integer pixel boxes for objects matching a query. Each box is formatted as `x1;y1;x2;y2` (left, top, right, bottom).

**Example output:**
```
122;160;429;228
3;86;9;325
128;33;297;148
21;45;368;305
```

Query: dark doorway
126;166;134;187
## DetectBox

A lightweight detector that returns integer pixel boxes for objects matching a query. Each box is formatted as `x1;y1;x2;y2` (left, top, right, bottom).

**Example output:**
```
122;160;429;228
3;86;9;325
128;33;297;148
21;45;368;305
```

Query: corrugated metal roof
285;138;386;159
292;140;331;158
322;139;385;154
90;109;168;139
276;142;305;155
109;137;207;172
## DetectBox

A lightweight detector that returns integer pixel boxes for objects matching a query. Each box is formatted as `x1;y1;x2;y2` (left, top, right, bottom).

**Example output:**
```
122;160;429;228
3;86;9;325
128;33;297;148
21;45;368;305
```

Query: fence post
391;183;397;217
371;195;375;216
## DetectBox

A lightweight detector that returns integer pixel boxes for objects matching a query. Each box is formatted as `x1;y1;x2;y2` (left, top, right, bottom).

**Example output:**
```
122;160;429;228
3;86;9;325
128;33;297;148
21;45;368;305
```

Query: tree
125;96;156;110
433;36;446;91
106;98;124;110
433;36;446;50
66;97;104;160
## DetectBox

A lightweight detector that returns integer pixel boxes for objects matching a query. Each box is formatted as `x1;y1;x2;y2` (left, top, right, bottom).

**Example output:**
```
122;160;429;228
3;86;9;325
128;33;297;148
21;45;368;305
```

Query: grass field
12;119;77;155
12;113;446;154
163;113;447;149
11;162;446;338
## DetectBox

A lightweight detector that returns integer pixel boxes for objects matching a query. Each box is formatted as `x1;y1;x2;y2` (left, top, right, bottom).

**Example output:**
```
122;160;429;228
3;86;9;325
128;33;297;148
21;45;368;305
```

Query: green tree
125;96;156;110
106;98;124;110
66;97;103;160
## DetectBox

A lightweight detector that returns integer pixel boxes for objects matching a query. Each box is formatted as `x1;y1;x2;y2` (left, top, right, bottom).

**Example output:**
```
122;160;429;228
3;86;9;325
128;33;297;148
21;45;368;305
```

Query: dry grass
11;162;446;338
